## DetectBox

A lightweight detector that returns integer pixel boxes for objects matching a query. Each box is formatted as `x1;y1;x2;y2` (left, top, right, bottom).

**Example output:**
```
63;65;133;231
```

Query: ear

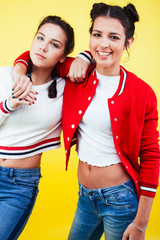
59;55;66;63
124;37;134;50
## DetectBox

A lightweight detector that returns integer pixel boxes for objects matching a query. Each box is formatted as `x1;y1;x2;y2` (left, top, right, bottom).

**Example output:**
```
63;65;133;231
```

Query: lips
97;51;111;56
35;53;46;59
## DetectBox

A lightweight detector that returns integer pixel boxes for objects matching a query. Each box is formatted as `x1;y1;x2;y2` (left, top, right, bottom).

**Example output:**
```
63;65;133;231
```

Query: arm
123;89;160;240
13;51;92;85
13;51;37;102
122;196;153;240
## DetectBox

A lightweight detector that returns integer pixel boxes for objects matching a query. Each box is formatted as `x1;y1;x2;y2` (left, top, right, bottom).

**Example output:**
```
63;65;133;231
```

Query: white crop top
76;71;121;167
0;66;65;159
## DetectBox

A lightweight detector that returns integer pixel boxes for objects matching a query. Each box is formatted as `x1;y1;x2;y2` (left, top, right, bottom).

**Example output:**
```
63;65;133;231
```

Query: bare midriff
78;160;131;189
0;153;42;169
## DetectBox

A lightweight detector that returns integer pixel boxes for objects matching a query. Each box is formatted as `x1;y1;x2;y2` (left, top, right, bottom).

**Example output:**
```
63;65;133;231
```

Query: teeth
98;52;110;56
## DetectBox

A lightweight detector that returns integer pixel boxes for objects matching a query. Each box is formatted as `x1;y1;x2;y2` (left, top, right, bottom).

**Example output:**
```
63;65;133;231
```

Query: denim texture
68;179;138;240
0;166;41;240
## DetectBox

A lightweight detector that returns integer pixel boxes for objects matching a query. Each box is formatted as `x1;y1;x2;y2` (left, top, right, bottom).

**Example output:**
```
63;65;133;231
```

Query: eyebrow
93;29;122;36
37;32;63;45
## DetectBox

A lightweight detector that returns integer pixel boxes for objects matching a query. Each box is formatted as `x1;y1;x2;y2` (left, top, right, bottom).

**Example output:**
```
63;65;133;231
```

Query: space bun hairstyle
89;3;139;48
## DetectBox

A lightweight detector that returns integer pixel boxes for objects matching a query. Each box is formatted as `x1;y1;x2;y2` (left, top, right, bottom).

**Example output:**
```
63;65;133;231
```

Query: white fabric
0;66;65;158
77;71;121;167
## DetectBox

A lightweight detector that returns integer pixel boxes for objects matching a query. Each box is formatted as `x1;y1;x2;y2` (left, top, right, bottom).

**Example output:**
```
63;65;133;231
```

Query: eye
51;42;58;48
110;36;120;40
92;33;101;37
37;36;44;41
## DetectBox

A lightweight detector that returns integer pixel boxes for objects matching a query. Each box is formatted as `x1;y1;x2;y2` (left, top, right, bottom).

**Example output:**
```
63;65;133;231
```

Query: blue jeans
0;166;41;240
68;179;138;240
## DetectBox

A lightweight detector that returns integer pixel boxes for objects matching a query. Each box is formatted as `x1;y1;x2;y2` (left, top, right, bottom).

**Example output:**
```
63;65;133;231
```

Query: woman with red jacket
63;3;159;240
13;3;159;240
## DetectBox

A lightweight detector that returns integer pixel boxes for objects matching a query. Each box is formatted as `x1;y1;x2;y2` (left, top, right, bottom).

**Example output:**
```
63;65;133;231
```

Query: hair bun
123;4;139;23
90;3;109;19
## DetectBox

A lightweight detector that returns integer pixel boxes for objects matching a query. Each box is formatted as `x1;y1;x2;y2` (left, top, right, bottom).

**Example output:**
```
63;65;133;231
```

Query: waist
0;154;42;169
78;179;136;197
78;160;131;189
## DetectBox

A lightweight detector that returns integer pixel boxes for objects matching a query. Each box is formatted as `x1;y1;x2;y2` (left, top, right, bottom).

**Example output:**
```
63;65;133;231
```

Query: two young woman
0;15;90;240
12;2;159;240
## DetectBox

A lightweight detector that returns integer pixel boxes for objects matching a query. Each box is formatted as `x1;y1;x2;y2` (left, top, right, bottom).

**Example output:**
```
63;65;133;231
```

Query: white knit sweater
0;66;65;159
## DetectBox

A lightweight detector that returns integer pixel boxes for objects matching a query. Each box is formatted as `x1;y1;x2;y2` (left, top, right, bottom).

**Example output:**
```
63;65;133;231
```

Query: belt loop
79;184;84;197
98;189;105;201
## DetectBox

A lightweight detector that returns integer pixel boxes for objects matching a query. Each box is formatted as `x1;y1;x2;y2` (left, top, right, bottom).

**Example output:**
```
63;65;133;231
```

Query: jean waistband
79;179;136;197
0;166;41;177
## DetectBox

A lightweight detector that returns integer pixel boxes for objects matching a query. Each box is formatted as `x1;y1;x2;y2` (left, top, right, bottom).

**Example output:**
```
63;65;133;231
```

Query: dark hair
89;3;139;48
27;15;74;98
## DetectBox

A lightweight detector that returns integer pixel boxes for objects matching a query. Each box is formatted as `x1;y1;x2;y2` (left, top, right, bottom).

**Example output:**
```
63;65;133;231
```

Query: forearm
134;195;154;229
13;63;27;79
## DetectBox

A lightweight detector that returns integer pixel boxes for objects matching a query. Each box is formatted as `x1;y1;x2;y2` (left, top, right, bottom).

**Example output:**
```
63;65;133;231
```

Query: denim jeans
0;166;41;240
68;179;138;240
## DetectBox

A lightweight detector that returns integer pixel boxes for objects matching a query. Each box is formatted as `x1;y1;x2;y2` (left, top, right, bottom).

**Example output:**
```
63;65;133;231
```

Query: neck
30;66;53;85
96;64;120;76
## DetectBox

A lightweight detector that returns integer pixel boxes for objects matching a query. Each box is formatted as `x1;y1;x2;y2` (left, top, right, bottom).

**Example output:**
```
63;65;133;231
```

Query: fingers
67;57;90;83
122;230;129;240
68;68;85;83
12;75;32;95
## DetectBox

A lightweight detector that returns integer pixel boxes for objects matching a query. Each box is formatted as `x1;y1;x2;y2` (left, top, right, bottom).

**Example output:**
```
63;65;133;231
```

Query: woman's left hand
122;223;145;240
67;57;90;83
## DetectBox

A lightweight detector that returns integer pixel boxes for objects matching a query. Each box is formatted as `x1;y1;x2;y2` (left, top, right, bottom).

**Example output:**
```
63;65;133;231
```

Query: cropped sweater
0;66;65;158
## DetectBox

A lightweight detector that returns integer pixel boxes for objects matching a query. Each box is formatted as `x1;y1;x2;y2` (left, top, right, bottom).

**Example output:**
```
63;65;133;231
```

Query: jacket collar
86;65;127;97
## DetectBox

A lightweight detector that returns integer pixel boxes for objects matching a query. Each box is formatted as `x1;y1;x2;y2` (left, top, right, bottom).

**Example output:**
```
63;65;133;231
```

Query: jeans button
88;192;93;196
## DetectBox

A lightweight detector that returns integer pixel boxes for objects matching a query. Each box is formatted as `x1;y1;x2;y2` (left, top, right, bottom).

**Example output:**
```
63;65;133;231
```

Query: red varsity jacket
62;64;160;198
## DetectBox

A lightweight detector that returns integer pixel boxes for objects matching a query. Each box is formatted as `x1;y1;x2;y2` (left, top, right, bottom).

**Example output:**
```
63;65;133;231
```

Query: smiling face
89;16;133;76
30;23;67;72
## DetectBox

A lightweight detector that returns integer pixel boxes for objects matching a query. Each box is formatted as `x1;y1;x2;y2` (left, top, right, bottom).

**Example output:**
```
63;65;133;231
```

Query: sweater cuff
0;99;15;115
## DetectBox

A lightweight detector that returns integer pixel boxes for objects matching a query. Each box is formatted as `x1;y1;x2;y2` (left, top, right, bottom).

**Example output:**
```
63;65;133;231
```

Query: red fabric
0;101;8;114
13;51;87;78
14;51;30;67
62;65;160;198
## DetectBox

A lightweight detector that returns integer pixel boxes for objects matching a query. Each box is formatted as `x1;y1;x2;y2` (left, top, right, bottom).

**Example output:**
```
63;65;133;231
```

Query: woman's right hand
12;63;37;104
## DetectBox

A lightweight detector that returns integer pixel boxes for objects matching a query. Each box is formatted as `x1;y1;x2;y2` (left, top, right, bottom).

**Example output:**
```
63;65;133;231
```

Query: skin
0;23;67;169
11;15;154;240
77;16;153;240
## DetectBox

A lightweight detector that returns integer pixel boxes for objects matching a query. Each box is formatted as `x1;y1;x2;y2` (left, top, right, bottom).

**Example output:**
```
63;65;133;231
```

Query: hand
8;94;35;110
122;223;145;240
12;63;37;104
67;57;90;83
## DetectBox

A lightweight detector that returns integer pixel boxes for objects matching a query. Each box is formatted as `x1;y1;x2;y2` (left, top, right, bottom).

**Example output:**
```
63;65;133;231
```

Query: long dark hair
27;15;74;98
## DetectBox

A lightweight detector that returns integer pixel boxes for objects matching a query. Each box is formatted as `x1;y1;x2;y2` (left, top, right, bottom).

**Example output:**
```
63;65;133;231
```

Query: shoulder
123;67;156;97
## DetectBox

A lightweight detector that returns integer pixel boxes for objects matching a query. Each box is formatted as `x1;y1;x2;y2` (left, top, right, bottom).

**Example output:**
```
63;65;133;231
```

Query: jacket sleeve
13;51;93;78
139;89;160;198
14;51;30;68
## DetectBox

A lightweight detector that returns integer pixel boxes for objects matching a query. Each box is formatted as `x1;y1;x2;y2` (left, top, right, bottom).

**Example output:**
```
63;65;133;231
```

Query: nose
100;37;109;48
40;42;48;52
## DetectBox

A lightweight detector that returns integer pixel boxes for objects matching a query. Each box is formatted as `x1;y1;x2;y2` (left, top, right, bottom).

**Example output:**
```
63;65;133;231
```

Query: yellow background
0;0;160;239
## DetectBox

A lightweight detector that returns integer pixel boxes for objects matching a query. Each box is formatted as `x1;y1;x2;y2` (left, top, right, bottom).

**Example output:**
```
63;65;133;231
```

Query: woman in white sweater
0;15;75;240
